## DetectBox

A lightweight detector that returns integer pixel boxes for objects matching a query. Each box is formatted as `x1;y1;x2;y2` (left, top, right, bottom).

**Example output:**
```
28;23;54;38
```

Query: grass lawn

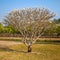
0;44;60;60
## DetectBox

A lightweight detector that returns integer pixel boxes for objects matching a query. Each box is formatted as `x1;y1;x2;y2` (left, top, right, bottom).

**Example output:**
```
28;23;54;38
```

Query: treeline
0;23;21;37
0;18;60;37
43;18;60;37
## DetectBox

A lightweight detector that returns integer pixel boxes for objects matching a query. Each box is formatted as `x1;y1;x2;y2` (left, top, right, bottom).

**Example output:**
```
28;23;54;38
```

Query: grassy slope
0;44;60;60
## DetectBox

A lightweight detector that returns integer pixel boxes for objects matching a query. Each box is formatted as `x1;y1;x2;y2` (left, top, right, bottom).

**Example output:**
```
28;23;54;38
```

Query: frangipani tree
4;8;55;52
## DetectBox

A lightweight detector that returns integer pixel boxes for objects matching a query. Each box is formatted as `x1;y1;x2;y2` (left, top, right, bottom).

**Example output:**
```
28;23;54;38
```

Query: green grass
0;44;60;60
0;38;21;42
36;40;60;44
0;37;60;44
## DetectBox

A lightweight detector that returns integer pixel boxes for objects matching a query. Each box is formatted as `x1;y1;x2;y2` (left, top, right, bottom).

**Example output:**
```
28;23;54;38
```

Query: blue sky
0;0;60;22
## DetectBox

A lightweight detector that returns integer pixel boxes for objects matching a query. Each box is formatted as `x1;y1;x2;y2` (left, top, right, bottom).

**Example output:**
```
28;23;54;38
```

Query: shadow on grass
36;40;60;45
0;47;27;53
0;47;44;54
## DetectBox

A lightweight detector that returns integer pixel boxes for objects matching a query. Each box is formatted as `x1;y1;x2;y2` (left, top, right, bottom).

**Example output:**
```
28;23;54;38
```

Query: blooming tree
4;8;55;52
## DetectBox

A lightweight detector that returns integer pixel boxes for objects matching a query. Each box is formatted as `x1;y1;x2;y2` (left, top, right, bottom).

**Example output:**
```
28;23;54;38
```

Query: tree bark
28;45;32;52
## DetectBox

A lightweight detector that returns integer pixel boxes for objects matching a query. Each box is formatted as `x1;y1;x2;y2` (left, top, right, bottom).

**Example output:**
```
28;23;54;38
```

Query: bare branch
4;8;55;46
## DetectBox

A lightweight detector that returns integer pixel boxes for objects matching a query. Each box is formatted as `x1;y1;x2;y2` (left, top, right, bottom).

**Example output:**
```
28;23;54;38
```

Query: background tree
44;22;57;37
4;8;55;52
0;23;4;33
53;18;60;24
53;18;60;37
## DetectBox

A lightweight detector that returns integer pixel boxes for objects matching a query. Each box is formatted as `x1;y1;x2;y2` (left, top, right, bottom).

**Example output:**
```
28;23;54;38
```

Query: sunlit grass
0;44;60;60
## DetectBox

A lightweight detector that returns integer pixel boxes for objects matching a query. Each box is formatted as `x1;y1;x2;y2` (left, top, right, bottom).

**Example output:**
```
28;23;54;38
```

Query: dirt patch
0;41;22;48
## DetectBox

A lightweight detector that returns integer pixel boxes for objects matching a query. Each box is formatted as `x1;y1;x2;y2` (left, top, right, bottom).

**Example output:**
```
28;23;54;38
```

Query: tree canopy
4;8;55;46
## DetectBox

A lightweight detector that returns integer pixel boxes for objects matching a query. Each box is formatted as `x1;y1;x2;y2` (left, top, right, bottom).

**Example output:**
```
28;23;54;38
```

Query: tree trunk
28;45;32;52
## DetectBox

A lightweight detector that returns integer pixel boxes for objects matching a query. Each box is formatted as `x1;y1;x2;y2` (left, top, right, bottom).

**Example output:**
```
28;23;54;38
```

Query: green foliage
56;26;60;36
56;26;60;33
3;26;13;33
0;24;19;34
0;17;60;37
53;18;60;24
0;21;60;37
44;28;57;36
0;23;4;33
